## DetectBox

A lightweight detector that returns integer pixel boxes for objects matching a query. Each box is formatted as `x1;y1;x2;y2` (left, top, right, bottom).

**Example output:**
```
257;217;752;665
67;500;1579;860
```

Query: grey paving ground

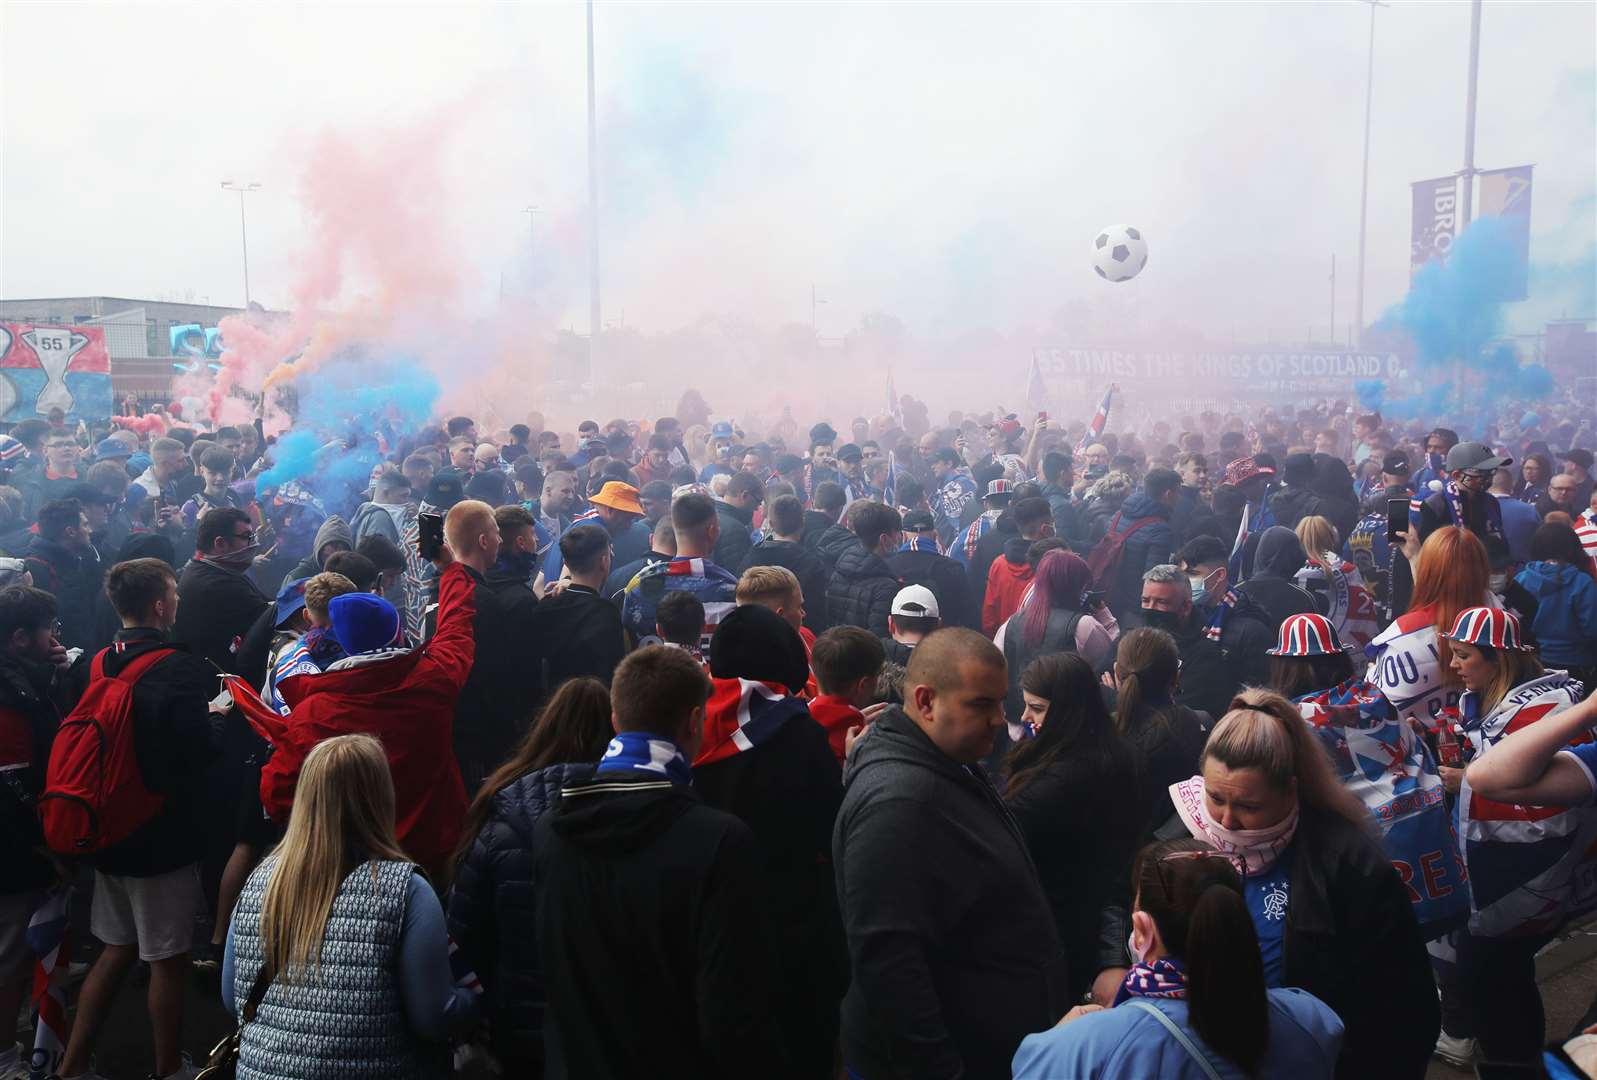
22;923;1597;1078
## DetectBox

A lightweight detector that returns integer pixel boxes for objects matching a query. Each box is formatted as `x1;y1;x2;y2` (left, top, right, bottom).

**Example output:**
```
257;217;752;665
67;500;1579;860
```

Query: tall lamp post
1352;0;1386;350
220;181;261;307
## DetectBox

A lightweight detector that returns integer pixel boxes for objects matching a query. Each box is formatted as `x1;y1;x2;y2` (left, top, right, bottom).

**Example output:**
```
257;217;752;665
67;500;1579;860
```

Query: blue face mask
1189;575;1209;606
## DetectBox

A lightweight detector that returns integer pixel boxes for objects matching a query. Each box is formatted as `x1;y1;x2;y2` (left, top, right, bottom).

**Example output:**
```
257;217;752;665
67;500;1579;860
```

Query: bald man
441;499;538;793
832;628;1064;1080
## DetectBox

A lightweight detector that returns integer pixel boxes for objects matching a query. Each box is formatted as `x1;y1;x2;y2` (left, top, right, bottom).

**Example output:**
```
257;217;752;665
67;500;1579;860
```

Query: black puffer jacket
713;500;757;572
826;543;901;636
741;538;832;632
1267;485;1327;532
813;522;858;575
887;545;976;630
448;761;595;1074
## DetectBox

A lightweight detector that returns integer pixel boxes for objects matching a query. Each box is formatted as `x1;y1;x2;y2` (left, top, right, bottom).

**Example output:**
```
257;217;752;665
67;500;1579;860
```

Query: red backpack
1084;512;1157;592
39;646;173;855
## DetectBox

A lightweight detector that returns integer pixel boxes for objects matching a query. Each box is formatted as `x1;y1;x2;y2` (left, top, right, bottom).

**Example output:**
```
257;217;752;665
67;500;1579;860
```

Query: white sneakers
1434;1029;1478;1068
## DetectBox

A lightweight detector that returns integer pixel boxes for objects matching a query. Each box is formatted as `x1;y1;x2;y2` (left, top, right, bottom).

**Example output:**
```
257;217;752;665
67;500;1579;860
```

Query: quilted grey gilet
231;855;420;1080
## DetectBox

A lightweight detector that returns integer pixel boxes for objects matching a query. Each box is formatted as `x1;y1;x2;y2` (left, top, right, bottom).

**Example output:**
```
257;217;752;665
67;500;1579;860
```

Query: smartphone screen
417;512;445;560
1386;498;1410;545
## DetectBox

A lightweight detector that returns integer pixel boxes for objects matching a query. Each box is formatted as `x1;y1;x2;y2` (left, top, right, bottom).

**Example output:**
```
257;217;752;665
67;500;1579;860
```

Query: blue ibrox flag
886;367;901;426
1297;678;1468;933
1074;383;1115;455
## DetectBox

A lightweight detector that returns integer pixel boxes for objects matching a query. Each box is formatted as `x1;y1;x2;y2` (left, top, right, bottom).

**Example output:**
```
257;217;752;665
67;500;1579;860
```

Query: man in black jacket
694;605;846;1077
1038;451;1088;554
533;646;794;1080
887;510;975;631
528;525;627;703
173;507;271;674
827;502;903;636
0;586;68;1071
24;498;103;653
801;481;847;556
712;470;764;571
1267;452;1327;532
444;500;538;793
1148;545;1273;719
834;628;1065;1079
741;494;830;632
59;558;218;1080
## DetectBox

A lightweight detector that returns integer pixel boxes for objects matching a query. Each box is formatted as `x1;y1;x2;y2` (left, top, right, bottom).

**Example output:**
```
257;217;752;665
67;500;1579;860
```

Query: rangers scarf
694;677;811;768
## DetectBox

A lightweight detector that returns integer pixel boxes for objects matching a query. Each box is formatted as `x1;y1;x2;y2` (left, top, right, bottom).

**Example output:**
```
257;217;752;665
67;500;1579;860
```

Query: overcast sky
2;1;1593;346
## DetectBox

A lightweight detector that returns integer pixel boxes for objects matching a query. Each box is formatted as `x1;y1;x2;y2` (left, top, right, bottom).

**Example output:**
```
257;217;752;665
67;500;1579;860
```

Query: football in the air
1091;224;1148;282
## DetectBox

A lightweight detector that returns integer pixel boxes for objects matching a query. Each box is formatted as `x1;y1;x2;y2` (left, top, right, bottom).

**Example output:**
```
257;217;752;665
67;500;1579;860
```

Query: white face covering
1127;928;1152;966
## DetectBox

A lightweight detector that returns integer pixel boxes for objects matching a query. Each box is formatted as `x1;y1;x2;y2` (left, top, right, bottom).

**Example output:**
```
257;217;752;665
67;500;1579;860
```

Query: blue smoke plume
255;351;440;515
1357;215;1555;432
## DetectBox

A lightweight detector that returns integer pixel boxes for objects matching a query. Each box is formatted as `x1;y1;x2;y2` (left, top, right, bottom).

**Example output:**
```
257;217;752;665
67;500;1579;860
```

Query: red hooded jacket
260;561;476;874
983;554;1034;637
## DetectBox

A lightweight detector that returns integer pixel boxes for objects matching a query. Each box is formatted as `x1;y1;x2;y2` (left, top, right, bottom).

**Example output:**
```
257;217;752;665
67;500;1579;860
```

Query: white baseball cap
891;584;940;619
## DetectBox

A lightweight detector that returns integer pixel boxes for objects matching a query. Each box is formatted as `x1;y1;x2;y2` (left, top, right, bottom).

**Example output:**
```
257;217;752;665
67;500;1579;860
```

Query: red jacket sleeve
411;562;477;694
259;733;304;824
982;561;1003;637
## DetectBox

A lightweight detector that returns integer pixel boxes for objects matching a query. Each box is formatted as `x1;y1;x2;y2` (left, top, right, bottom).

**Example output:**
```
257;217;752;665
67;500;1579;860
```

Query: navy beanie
328;592;403;654
709;604;810;695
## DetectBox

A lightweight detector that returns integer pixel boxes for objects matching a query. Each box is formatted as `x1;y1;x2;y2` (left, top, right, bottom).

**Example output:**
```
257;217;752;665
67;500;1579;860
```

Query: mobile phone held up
1386;498;1410;545
417;512;445;561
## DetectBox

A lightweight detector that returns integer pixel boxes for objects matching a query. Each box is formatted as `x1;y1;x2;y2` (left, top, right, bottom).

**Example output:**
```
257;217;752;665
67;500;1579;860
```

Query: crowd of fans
0;392;1595;1079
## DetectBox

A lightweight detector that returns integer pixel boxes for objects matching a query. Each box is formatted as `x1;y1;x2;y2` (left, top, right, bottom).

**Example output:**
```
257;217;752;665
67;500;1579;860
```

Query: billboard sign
0;324;113;422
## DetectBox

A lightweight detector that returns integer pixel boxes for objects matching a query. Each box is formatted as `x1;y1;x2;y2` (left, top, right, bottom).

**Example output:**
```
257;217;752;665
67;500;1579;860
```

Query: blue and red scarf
1202;587;1242;643
1114;957;1188;1005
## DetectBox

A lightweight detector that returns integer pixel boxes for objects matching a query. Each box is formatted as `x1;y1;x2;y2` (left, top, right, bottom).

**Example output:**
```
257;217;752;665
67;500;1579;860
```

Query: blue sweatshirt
1515;560;1597;666
1013;989;1343;1079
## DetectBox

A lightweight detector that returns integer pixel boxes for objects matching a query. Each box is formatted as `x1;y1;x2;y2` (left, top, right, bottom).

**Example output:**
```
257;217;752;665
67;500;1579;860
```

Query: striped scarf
1113;958;1188;1005
596;731;694;787
899;535;940;554
1202;587;1241;642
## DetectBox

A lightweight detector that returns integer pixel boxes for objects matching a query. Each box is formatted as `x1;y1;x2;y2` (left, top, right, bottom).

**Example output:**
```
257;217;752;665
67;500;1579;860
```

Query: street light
1352;0;1387;350
220;181;261;307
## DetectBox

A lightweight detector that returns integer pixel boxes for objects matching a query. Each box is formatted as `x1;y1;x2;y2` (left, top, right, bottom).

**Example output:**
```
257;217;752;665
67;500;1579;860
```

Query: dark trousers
1447;929;1555;1063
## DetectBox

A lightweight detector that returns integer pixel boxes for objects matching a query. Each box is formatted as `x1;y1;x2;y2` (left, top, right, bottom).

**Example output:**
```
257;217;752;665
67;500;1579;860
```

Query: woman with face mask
1012;838;1344;1079
1167;688;1438;1078
1003;653;1141;1006
1109;628;1208;842
1437;607;1589;1065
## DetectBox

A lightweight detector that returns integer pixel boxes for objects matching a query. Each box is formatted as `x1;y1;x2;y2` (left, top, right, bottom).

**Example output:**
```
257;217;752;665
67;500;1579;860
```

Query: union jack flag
1457;672;1595;937
1074;383;1116;455
694;677;811;767
27;886;71;1080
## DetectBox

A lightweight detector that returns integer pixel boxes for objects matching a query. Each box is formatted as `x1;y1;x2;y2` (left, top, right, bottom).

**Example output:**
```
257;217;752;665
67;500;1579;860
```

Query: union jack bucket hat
1444;606;1532;651
1266;613;1358;657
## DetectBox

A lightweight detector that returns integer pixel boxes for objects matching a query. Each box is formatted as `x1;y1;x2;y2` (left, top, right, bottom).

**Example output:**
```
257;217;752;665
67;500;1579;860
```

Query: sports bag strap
241;954;277;1024
1125;999;1224;1080
1119;516;1156;540
109;646;175;686
89;648;110;681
